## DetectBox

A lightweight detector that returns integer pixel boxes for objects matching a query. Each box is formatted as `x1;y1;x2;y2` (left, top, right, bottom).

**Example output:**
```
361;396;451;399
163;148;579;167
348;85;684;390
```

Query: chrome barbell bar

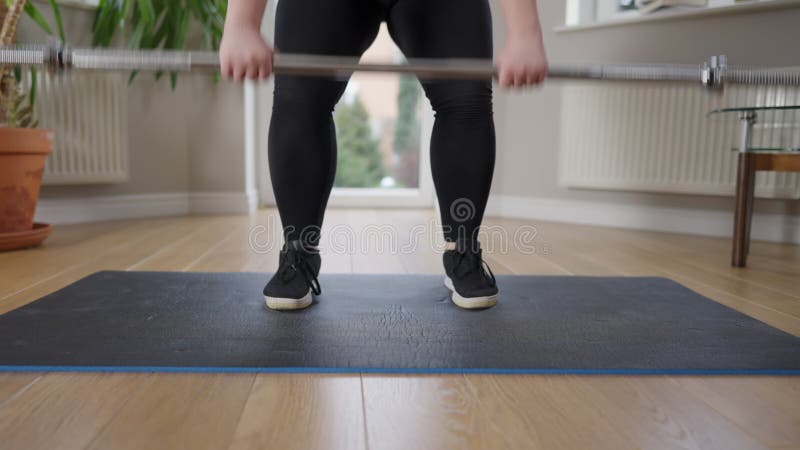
2;43;799;89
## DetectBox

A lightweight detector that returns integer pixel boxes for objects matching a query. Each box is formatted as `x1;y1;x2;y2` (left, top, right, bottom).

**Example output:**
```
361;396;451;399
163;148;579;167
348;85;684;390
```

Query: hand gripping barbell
1;42;799;89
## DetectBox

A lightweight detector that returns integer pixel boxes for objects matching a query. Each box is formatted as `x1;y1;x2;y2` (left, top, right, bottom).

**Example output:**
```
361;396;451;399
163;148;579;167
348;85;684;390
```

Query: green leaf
137;0;157;26
47;0;67;42
93;0;109;28
29;68;37;106
23;1;54;36
150;15;170;47
92;2;119;47
201;17;213;50
127;20;147;49
187;0;206;20
121;0;135;26
170;8;189;49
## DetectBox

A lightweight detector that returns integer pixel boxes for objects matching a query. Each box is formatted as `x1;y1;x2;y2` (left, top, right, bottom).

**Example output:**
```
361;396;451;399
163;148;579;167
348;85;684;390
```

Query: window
252;4;435;209
564;0;789;28
334;27;422;191
328;24;435;208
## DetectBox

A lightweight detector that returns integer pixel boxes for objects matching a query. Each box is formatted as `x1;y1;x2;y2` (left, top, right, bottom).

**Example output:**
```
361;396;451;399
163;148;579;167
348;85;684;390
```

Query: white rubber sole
265;289;313;311
444;277;498;310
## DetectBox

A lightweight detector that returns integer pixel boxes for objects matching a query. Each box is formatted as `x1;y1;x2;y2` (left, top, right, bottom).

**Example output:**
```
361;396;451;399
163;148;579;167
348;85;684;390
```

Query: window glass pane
333;24;423;189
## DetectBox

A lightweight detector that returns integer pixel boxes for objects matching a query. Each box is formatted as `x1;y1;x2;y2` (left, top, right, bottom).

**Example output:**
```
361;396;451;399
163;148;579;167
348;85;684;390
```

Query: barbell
2;42;800;89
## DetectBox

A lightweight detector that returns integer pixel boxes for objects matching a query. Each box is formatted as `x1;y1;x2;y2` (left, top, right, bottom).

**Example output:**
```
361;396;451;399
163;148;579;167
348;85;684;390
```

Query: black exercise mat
0;271;798;374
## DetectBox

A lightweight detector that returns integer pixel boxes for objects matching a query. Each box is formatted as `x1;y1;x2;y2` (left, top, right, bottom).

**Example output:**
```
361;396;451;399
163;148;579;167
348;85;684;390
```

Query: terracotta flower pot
0;128;53;233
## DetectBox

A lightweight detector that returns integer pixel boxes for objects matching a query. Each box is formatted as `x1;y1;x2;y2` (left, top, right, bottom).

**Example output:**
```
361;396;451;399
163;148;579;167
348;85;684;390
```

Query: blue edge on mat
0;366;798;375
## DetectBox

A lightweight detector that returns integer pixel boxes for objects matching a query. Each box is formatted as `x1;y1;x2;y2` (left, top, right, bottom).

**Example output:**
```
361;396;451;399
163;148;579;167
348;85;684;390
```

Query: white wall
487;1;800;242
18;3;252;221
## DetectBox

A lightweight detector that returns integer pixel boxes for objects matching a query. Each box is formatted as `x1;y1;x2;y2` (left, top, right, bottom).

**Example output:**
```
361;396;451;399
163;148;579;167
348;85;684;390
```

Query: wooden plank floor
0;209;798;450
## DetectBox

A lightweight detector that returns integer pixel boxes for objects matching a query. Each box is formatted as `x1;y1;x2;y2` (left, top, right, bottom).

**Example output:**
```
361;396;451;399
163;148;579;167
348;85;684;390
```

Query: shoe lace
278;246;321;295
454;246;496;287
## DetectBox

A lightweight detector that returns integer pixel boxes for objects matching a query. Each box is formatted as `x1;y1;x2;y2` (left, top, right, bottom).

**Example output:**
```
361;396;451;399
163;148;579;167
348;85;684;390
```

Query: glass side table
707;106;800;267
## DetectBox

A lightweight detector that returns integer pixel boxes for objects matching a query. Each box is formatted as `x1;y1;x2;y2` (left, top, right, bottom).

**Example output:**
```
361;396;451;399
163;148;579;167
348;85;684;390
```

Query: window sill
329;188;433;208
555;0;800;33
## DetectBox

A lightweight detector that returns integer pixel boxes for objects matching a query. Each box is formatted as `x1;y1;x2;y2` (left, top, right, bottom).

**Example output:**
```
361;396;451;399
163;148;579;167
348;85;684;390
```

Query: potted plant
0;0;59;251
0;0;226;251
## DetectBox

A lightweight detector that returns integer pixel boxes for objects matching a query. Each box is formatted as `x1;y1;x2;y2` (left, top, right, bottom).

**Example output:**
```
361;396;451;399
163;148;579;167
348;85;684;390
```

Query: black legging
269;0;495;245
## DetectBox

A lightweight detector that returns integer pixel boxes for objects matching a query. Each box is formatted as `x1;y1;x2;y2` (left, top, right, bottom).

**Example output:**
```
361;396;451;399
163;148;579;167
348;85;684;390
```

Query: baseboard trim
34;192;800;243
36;191;258;225
485;195;800;245
189;190;259;215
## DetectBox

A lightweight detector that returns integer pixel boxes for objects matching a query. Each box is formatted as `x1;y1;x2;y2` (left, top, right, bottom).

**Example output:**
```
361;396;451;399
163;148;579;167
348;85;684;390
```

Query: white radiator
559;79;800;199
30;72;129;185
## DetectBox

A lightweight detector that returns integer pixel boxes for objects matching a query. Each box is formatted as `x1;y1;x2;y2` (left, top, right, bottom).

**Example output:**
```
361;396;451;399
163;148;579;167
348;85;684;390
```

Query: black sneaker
443;240;498;309
263;240;321;310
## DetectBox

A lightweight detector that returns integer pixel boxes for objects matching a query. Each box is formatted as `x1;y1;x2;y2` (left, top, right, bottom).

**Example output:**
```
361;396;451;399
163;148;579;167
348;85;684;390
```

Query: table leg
732;113;757;268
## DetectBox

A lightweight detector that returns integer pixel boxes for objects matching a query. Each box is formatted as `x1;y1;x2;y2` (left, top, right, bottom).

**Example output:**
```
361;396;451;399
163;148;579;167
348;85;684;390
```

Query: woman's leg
386;0;495;243
269;0;383;247
386;0;499;309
